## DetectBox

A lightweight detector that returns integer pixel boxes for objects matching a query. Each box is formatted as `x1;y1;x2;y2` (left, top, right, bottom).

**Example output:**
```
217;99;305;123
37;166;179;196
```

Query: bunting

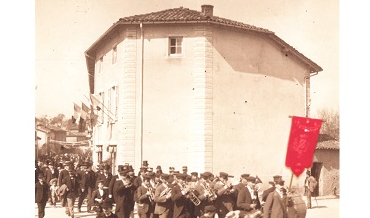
285;116;322;177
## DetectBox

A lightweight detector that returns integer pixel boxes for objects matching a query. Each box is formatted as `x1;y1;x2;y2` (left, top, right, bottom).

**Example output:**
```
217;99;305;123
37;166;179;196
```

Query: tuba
188;188;201;206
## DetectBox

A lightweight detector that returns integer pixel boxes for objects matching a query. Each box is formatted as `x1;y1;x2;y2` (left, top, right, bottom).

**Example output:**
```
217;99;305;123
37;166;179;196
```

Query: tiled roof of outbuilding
316;140;340;150
117;7;272;33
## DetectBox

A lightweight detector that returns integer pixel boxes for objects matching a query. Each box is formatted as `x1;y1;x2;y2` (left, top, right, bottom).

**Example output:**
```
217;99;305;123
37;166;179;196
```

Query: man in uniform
154;173;174;218
263;179;289;218
236;176;261;213
137;174;155;218
182;166;188;176
194;172;216;218
171;173;192;218
232;173;249;206
213;172;234;218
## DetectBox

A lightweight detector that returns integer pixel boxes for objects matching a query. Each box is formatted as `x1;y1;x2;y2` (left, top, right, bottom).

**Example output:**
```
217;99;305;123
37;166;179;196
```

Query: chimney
201;5;214;17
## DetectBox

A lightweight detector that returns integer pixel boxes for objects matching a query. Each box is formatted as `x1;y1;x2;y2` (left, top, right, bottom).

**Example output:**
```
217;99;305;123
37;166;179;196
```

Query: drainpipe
140;22;144;165
304;71;319;117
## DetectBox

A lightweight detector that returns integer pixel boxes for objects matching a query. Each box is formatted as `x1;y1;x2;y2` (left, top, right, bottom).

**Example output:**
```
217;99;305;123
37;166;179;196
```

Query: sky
34;0;339;118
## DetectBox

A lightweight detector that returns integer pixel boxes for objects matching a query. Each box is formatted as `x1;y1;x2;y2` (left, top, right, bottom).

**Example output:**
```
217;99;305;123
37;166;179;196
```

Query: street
35;196;339;218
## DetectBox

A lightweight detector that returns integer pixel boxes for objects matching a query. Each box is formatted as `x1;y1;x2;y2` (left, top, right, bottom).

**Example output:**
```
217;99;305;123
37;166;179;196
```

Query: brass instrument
188;188;201;206
148;186;155;202
201;182;217;201
179;182;201;206
159;186;172;198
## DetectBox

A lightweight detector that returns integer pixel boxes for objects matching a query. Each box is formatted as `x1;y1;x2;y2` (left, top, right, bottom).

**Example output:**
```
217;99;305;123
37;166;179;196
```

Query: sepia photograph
30;0;346;217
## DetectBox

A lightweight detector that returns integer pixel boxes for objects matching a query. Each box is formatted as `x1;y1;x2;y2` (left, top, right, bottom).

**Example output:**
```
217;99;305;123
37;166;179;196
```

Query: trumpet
219;179;235;194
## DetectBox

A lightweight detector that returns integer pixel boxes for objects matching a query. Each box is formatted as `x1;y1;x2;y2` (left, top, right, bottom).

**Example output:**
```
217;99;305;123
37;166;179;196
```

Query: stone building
84;5;322;186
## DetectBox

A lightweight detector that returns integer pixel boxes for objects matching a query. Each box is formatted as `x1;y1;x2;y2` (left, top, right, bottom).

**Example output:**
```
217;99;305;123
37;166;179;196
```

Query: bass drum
287;194;307;218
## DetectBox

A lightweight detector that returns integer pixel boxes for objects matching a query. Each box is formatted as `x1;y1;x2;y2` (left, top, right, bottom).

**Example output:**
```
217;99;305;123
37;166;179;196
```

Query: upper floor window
108;85;119;122
112;46;117;65
98;57;104;73
169;37;183;55
98;91;104;124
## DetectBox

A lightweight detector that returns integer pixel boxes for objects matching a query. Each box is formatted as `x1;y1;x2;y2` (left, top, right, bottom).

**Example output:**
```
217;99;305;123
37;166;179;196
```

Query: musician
189;172;198;189
185;175;197;218
156;166;163;175
112;170;136;218
194;172;216;218
236;176;261;212
261;181;275;203
171;173;192;218
169;167;175;175
137;175;155;218
154;173;174;218
262;180;289;218
262;175;281;205
232;174;249;206
134;167;148;203
213;172;234;218
182;166;188;176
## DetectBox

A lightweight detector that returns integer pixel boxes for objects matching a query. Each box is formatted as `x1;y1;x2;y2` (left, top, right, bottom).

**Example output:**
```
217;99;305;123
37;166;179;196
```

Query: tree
50;113;65;126
315;108;340;140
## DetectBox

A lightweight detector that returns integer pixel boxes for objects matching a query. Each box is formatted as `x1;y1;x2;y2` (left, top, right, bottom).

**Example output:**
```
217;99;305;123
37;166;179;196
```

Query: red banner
285;116;322;176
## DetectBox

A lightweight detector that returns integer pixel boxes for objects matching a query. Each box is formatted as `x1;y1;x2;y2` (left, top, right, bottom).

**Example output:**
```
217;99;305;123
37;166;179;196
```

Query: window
98;57;103;73
112;46;117;64
98;92;104;124
169;37;183;55
108;86;119;122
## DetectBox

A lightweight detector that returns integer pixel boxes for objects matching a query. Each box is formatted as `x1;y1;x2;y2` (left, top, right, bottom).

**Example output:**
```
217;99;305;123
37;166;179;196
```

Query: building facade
85;5;322;187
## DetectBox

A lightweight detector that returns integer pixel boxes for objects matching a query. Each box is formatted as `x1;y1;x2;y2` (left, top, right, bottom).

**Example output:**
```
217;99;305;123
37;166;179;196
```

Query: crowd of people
35;158;313;218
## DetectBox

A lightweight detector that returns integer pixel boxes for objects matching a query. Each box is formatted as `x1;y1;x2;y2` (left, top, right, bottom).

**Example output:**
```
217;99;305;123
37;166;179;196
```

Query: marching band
37;159;296;218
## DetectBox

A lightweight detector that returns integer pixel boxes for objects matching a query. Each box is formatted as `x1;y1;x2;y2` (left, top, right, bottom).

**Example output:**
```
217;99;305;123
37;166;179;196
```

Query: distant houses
35;121;90;158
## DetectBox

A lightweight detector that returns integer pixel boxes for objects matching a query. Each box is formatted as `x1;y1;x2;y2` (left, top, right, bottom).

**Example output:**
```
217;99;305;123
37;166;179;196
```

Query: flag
285;116;322;177
81;103;90;120
90;113;99;127
90;94;101;111
73;103;81;124
71;115;76;124
78;117;86;132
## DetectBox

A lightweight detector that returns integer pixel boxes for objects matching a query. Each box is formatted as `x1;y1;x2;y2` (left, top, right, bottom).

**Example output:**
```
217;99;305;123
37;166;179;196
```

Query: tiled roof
117;7;272;33
86;6;323;93
316;140;340;150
